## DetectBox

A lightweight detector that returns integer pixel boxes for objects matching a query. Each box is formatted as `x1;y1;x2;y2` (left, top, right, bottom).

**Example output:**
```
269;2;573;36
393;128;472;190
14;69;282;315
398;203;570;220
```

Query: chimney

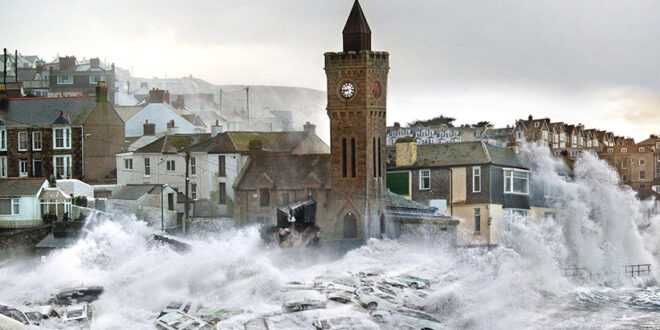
143;120;156;136
174;95;185;109
148;88;167;103
166;120;177;134
528;114;533;121
95;81;108;103
248;139;263;151
90;57;100;69
211;120;223;137
395;137;417;168
394;122;401;129
303;122;316;135
58;56;76;71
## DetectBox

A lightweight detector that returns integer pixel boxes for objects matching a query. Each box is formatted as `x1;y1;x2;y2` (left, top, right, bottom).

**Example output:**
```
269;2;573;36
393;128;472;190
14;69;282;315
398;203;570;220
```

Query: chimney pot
303;122;316;135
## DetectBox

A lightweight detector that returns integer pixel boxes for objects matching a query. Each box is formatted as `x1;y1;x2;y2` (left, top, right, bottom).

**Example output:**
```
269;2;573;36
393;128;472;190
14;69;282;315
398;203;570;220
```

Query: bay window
53;155;72;179
53;127;72;149
0;198;20;215
504;168;529;195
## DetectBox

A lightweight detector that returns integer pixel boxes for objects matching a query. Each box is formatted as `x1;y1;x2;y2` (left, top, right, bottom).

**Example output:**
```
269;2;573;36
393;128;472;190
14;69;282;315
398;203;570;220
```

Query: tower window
372;137;377;178
378;137;382;177
351;138;357;178
342;138;348;177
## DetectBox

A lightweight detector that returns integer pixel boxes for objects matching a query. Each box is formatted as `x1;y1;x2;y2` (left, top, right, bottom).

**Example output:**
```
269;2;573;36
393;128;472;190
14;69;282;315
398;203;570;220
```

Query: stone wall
0;225;51;258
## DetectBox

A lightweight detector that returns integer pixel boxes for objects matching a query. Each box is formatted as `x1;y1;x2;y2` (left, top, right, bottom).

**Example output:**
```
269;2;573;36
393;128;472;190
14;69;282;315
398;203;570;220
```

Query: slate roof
235;153;331;190
187;131;319;154
136;133;211;154
2;97;97;126
111;184;161;200
0;179;46;197
115;105;144;122
413;141;528;169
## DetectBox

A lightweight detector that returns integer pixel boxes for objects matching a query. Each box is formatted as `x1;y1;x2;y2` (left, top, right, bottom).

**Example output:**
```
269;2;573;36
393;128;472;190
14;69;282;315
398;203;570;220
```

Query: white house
0;178;72;229
106;184;180;231
115;123;329;218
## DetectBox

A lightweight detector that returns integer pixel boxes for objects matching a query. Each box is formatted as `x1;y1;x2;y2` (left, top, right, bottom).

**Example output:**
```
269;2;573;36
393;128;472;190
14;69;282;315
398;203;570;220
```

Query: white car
355;286;400;310
370;308;443;330
325;290;356;305
282;290;327;313
391;275;431;290
312;316;380;330
155;311;214;330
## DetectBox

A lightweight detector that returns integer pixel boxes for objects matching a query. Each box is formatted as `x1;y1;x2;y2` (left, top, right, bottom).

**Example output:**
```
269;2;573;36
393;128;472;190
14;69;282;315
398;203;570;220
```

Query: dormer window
53;127;72;149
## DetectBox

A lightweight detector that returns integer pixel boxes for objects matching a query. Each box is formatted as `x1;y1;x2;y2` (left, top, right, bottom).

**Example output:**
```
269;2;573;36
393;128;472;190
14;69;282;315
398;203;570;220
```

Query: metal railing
624;264;651;277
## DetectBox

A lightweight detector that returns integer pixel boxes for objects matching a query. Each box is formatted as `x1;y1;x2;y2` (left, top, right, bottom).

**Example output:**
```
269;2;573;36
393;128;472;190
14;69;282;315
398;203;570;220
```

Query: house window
18;131;28;151
639;159;645;166
505;208;528;219
639;147;646;152
281;192;290;205
18;160;28;177
0;156;6;177
57;74;73;85
0;128;6;151
53;155;72;179
622;158;628;169
218;155;226;177
53;127;71;149
504;169;529;195
166;160;176;172
32;131;42;151
541;130;548;142
124;158;133;170
608;148;614;153
89;75;105;84
621;148;628;153
190;157;197;176
472;166;481;193
0;198;20;215
218;182;227;205
191;183;198;200
419;169;431;190
640;171;646;180
259;189;270;207
33;159;42;177
144;158;151;176
474;208;481;233
167;193;175;211
372;138;377;178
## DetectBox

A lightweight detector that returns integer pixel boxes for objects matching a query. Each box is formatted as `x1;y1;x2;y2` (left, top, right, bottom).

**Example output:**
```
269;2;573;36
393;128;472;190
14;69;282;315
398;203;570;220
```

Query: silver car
371;308;443;330
355;286;400;310
282;290;327;313
155;311;214;330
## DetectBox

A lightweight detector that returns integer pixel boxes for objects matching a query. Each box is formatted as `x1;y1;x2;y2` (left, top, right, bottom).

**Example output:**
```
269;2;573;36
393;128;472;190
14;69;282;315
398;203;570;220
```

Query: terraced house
0;82;124;183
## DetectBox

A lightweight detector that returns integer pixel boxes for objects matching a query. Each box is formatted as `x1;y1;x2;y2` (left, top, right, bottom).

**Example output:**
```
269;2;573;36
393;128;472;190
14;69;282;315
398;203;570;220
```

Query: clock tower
324;0;390;241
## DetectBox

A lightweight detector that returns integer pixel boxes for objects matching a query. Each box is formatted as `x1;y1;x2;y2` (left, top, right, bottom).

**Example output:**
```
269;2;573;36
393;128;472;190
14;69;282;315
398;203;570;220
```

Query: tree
408;115;456;128
472;121;494;128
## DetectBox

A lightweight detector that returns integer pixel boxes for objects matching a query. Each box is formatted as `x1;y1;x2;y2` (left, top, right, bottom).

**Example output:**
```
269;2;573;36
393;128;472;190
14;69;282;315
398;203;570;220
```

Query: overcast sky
3;0;659;140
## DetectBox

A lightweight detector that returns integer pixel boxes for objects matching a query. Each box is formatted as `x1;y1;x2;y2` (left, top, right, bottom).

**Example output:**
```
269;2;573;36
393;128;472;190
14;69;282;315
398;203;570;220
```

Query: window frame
53;155;72;179
472;166;482;193
419;169;431;191
32;131;42;151
0;198;20;215
259;188;270;207
474;208;481;233
217;155;226;177
191;183;198;200
166;160;176;172
57;74;74;85
18;159;28;177
0;156;7;178
190;157;197;176
0;128;6;151
218;182;227;205
52;127;72;150
124;158;133;170
17;131;29;151
503;168;530;195
144;157;151;176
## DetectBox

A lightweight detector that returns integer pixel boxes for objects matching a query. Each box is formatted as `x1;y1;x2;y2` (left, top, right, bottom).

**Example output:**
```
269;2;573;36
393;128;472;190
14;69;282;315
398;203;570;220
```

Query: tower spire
343;0;372;52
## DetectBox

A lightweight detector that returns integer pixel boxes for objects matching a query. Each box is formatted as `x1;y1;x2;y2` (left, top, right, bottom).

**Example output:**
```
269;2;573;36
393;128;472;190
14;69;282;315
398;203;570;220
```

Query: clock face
340;82;356;99
370;81;382;99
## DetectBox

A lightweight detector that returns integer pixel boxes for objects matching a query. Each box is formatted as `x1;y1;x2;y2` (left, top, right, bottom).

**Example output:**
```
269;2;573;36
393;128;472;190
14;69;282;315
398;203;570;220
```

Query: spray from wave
0;143;658;330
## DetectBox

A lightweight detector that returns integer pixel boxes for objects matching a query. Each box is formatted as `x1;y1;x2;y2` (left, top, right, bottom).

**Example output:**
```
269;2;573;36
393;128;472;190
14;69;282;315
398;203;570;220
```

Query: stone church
234;1;456;244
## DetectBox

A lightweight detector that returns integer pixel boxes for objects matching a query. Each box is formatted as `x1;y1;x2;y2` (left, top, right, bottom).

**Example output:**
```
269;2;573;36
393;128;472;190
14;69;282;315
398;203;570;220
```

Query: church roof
343;0;372;52
235;153;331;191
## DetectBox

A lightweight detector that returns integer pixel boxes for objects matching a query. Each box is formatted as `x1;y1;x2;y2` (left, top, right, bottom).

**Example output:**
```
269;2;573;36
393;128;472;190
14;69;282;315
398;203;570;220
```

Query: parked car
312;316;379;330
325;290;356;304
370;308;444;330
155;311;214;330
355;286;399;310
313;276;360;292
392;275;431;290
52;286;104;305
282;290;327;313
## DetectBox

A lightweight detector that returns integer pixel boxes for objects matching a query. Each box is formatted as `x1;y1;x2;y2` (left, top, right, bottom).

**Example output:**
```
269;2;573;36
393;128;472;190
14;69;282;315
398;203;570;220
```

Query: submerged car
392;275;431;290
155;311;214;330
282;290;327;313
325;290;356;304
355;286;400;310
312;316;379;330
52;286;104;305
370;308;443;330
